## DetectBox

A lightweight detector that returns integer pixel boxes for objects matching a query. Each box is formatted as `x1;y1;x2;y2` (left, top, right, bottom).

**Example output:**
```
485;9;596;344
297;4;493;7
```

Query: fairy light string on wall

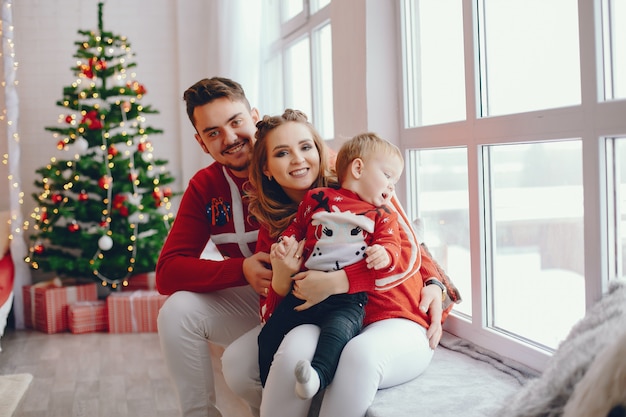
2;0;31;328
22;2;176;289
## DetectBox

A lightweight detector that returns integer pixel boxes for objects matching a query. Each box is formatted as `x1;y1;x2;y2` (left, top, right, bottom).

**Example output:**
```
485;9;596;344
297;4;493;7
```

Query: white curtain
216;0;264;108
2;0;29;330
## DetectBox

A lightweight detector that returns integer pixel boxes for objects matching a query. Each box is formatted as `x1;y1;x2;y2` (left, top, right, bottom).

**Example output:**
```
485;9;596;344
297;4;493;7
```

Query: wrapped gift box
106;290;167;333
23;281;98;334
121;272;156;291
68;300;108;334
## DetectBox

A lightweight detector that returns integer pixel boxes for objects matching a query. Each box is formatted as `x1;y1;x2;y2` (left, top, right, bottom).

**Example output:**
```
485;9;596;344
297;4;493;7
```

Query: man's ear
351;158;364;179
194;133;209;154
251;107;261;124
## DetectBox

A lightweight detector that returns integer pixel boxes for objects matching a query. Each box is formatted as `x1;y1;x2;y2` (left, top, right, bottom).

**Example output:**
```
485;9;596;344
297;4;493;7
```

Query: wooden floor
0;328;253;417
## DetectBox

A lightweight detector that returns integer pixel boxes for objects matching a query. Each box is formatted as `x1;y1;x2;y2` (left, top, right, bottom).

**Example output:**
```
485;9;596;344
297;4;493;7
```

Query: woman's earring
267;175;273;181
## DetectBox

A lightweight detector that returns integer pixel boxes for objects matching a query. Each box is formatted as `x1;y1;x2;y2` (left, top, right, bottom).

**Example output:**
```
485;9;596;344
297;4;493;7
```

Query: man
156;77;271;417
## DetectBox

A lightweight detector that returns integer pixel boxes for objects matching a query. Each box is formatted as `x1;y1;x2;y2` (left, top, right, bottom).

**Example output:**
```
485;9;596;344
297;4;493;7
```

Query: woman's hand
419;283;444;349
291;269;349;311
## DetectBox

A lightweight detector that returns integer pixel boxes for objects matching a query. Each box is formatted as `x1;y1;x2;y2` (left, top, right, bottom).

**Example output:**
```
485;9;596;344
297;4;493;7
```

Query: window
281;0;305;23
607;137;626;280
477;0;581;116
484;141;585;350
407;147;472;317
284;37;313;120
399;0;625;370
401;0;466;127
260;0;334;139
600;0;626;100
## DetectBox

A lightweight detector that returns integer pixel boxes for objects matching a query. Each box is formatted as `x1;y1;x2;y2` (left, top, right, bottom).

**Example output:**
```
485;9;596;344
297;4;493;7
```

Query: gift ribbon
129;290;140;333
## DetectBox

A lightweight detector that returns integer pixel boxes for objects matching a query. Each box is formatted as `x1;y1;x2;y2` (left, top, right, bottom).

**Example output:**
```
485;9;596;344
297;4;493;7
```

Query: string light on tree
23;2;177;288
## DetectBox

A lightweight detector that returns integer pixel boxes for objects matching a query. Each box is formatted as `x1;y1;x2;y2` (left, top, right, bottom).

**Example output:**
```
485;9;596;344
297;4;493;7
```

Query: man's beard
221;139;251;173
224;159;250;173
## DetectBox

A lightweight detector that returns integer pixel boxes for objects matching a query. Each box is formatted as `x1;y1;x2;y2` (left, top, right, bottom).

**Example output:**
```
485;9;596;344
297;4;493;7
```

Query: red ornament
79;57;107;79
137;141;149;152
162;187;172;198
80;110;103;130
65;115;73;124
127;81;147;95
98;176;112;189
57;140;66;150
92;57;107;72
108;145;119;156
112;194;129;217
68;222;80;232
33;243;44;254
40;211;48;222
152;190;162;207
78;190;89;201
79;63;93;78
128;172;138;182
113;194;127;209
51;193;63;204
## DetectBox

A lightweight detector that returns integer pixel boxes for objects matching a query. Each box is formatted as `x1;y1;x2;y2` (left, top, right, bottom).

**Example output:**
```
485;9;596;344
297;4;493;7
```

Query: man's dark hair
183;77;251;126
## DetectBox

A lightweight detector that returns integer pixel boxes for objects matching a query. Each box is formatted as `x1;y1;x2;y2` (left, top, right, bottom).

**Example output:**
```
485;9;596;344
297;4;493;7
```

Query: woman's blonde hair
335;132;404;184
245;109;336;239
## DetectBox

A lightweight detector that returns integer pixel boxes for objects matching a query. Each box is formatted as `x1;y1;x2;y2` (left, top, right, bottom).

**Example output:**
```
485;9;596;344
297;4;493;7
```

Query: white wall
11;0;224;219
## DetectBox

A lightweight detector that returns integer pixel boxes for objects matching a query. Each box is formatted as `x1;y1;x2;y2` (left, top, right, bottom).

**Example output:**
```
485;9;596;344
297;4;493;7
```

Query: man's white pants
157;287;259;417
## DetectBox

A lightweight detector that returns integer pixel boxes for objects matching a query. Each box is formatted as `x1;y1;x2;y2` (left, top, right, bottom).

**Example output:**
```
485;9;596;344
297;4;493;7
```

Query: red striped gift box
121;272;156;291
68;300;108;334
22;281;98;334
106;290;168;333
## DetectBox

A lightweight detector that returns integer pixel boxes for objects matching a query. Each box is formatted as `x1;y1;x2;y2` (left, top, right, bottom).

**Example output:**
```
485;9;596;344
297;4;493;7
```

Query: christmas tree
23;2;176;289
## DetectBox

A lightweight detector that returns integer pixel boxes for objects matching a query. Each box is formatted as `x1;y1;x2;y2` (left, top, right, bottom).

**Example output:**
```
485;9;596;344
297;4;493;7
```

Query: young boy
257;132;405;400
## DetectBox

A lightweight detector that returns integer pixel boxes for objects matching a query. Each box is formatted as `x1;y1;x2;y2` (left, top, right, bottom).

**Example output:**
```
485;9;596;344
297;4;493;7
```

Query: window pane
311;0;331;14
486;141;585;350
313;23;334;139
479;0;581;116
284;37;312;122
282;0;304;23
260;53;284;117
407;148;472;317
401;0;466;127
610;137;626;279
602;0;626;100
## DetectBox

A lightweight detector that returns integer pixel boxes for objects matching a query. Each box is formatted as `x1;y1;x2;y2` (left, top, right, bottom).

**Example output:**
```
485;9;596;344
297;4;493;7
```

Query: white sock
294;359;320;400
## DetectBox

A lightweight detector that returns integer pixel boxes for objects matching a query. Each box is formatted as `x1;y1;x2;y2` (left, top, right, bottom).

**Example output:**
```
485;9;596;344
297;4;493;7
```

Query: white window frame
261;0;333;138
398;0;626;371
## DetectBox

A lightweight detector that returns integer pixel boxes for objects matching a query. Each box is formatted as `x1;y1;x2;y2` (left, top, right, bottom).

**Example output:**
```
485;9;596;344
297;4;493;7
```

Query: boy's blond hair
335;132;404;184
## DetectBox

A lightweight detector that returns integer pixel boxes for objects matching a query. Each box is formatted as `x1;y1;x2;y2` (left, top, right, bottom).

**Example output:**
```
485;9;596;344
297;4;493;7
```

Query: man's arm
156;172;261;295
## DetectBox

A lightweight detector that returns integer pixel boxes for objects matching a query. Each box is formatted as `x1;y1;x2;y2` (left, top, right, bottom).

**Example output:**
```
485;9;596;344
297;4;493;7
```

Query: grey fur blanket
498;278;626;417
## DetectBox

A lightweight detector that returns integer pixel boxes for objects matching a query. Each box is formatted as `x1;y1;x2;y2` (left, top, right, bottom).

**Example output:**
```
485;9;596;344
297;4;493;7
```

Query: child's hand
365;244;391;270
270;236;304;274
271;236;292;260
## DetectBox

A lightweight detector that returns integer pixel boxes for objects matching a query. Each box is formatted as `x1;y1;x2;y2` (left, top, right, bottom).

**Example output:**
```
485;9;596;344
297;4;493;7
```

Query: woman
222;109;455;417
